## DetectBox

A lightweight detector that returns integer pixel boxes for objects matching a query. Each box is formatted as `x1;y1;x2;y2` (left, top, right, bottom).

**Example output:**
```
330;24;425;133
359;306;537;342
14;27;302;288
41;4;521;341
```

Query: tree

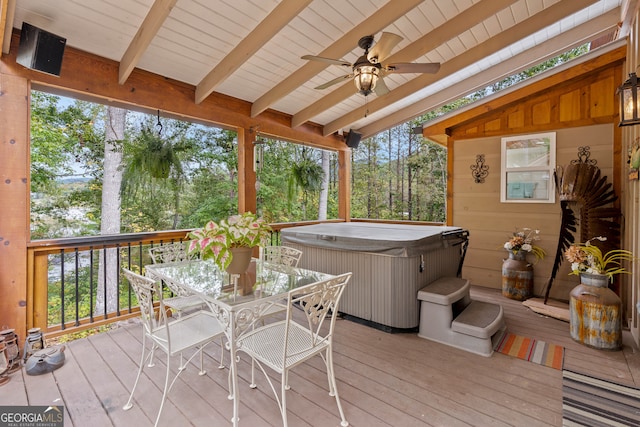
179;128;239;226
318;150;330;220
95;106;126;316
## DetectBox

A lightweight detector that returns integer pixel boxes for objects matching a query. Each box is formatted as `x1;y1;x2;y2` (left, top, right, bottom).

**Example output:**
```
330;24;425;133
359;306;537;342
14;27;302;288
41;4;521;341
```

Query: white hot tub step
451;300;504;339
417;276;470;305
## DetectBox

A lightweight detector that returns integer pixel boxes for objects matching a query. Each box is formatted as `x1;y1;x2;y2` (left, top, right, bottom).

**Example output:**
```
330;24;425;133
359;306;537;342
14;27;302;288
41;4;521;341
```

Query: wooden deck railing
26;220;348;338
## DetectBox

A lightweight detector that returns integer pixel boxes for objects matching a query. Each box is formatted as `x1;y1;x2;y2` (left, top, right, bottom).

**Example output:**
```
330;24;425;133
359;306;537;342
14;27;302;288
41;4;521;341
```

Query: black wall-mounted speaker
17;22;66;77
345;129;362;149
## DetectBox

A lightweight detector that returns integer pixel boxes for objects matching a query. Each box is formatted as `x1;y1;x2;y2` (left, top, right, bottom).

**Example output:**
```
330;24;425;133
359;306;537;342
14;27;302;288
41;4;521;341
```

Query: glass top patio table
144;258;335;426
146;258;332;304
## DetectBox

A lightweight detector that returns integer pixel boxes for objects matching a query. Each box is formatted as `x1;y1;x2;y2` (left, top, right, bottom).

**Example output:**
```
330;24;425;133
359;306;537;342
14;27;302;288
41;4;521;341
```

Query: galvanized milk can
569;273;621;350
501;251;534;301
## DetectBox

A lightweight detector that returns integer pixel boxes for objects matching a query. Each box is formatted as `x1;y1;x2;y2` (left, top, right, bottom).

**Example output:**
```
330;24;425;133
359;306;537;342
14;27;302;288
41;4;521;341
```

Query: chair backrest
123;268;168;336
149;242;195;264
284;272;352;357
264;246;303;267
148;243;198;297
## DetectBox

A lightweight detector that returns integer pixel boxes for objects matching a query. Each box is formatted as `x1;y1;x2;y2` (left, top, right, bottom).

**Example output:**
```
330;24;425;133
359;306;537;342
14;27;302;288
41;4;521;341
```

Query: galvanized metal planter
501;251;533;301
569;273;622;350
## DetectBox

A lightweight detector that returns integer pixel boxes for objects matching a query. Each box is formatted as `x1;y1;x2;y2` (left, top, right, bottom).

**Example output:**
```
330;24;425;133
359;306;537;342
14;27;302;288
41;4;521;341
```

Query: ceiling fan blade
385;62;441;74
367;32;402;64
301;55;351;68
314;74;353;90
374;77;390;96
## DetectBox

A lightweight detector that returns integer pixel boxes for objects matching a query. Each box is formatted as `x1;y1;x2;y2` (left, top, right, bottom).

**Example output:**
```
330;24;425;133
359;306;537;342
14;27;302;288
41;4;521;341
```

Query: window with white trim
501;132;556;203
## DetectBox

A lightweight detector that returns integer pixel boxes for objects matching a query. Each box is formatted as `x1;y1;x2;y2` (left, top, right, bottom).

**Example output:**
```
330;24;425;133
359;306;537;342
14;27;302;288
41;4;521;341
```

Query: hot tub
281;223;469;331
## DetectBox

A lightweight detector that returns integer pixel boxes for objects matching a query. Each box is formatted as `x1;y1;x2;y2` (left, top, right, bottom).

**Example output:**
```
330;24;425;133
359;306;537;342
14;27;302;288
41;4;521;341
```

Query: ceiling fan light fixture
354;65;379;96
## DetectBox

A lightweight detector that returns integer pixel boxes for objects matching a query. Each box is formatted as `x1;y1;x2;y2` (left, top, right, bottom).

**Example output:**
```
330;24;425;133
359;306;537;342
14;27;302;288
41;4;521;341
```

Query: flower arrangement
186;211;272;270
564;236;634;282
504;227;545;261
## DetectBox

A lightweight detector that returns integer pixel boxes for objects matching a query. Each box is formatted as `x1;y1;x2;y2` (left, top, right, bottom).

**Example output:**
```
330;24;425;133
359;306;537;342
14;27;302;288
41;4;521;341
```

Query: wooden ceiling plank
361;19;624;139
118;0;177;85
195;0;313;105
249;0;424;118
323;0;599;136
291;0;520;128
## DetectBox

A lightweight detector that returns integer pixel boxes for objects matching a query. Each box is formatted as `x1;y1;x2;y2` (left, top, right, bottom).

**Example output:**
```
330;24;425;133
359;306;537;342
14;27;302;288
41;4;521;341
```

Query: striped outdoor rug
563;369;640;426
493;331;564;370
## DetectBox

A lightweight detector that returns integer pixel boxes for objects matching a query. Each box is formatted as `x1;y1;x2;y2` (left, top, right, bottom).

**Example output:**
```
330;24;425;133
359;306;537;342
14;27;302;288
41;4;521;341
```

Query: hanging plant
131;127;183;179
287;157;323;207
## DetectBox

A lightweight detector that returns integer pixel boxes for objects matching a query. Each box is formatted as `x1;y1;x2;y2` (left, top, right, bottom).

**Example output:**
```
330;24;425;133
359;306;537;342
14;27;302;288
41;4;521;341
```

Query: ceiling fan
302;32;440;96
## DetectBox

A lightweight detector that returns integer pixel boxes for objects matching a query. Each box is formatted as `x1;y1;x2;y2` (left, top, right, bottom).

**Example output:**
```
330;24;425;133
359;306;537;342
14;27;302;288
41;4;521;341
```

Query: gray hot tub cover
281;223;468;257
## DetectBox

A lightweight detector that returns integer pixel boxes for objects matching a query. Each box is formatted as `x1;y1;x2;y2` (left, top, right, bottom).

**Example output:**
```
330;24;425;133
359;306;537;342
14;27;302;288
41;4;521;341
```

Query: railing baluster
60;249;65;330
89;247;94;323
102;246;107;320
74;248;80;327
127;244;132;313
116;244;121;317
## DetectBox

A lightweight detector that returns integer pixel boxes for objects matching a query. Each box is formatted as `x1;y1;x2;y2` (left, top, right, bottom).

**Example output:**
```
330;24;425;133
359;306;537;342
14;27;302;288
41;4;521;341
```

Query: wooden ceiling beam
2;31;343;152
249;0;423;119
291;0;519;128
119;0;177;85
361;12;623;139
323;0;599;136
195;0;312;105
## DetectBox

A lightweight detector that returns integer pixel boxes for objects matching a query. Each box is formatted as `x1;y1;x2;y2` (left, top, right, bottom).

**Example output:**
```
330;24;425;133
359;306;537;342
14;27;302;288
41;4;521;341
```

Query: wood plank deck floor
1;286;639;426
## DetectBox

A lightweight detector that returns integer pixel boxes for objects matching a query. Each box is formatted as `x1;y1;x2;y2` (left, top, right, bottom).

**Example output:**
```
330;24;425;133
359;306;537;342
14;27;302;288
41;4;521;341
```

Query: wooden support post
338;149;351;220
446;135;454;225
0;72;30;344
237;127;257;215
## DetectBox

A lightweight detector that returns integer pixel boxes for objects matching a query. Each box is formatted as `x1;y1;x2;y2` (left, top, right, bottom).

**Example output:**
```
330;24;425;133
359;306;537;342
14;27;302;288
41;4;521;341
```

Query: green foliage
287;148;324;219
30;92;105;239
124;126;184;181
186;212;272;269
351;120;447;222
257;139;335;222
178;129;239;226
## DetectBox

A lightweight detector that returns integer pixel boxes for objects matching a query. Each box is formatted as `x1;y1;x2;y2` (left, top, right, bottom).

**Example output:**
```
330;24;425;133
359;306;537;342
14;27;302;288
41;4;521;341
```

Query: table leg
229;324;240;425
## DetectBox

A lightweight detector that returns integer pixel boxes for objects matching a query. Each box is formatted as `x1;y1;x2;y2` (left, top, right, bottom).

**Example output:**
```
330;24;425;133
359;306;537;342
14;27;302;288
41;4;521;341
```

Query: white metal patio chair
121;268;225;427
149;242;205;316
236;272;352;427
148;242;218;369
254;245;304;316
258;246;304;316
264;245;303;267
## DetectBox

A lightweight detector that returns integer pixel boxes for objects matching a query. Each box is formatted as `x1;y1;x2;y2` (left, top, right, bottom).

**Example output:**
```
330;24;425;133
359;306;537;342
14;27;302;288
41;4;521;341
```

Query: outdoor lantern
23;327;44;362
354;65;379;96
0;337;10;386
618;72;640;126
0;329;20;373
